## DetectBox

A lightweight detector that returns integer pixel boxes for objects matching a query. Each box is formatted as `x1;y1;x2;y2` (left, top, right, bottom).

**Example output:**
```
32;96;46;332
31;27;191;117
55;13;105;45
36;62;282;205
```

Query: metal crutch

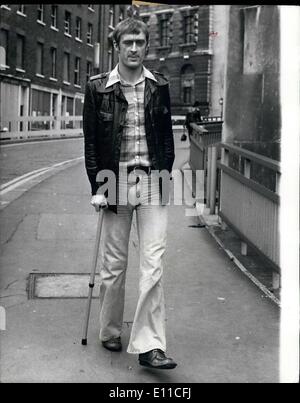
81;207;104;345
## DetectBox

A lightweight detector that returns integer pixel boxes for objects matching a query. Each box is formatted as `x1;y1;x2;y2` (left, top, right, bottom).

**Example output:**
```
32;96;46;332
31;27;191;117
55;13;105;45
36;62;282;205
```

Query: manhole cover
27;273;100;299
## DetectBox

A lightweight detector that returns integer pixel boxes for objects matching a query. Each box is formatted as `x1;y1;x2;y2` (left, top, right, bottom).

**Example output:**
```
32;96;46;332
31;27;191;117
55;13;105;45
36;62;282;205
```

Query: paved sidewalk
0;158;280;383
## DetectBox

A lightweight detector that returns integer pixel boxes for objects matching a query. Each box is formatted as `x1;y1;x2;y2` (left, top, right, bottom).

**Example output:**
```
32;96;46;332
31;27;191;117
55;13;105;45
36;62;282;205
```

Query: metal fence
218;143;280;285
189;121;223;214
0;115;83;140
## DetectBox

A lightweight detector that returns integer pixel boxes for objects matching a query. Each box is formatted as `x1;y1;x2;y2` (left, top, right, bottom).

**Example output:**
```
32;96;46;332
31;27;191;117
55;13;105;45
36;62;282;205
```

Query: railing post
273;172;281;289
244;158;251;179
275;172;281;195
206;147;212;208
210;145;217;214
219;146;229;218
272;272;280;290
241;158;251;255
221;147;229;166
219;146;227;229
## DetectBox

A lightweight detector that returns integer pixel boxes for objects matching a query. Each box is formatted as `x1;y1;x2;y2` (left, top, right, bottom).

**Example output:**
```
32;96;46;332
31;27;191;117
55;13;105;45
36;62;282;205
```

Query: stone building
0;4;126;126
138;3;227;116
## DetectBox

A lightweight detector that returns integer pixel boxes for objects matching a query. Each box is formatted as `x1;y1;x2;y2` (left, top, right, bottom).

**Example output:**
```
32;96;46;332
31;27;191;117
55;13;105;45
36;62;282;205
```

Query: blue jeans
98;170;168;354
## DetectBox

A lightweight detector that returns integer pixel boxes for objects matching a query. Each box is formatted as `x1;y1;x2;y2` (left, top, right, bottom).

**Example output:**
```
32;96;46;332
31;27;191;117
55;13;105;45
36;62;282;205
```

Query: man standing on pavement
83;15;177;369
184;101;202;139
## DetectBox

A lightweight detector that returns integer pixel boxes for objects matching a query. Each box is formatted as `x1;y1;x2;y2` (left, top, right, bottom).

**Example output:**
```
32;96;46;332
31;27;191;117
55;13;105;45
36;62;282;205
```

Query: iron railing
218;143;280;285
189;121;223;214
0;115;83;140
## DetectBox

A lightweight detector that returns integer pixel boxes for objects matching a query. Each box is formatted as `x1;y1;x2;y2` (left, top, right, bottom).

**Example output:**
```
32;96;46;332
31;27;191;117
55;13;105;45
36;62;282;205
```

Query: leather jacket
83;69;175;210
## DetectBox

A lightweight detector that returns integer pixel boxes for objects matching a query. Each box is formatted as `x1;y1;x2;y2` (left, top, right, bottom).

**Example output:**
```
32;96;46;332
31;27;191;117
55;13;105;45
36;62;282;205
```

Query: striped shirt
105;64;157;169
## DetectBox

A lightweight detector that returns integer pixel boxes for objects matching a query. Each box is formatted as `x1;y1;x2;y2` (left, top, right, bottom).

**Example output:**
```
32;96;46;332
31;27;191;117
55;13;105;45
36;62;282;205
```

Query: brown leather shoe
139;349;177;369
102;337;122;352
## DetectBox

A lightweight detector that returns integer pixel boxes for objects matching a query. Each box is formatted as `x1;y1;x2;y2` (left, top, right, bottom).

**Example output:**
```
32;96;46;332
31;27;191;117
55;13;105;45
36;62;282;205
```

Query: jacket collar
95;65;160;108
105;64;157;88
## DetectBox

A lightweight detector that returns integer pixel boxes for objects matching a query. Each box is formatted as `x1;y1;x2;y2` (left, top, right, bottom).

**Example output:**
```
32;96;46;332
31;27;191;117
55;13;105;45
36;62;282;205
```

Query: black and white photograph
0;1;299;385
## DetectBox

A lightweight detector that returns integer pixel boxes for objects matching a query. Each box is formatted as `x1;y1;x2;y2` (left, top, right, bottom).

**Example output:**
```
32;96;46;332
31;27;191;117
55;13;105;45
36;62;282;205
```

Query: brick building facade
139;4;213;116
0;4;126;127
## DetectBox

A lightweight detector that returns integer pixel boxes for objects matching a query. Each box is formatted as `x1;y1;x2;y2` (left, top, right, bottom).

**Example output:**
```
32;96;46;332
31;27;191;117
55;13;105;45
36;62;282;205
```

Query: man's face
115;31;148;69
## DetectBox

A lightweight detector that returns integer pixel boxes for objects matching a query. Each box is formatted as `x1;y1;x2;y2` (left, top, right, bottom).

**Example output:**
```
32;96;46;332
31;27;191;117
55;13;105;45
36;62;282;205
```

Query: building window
181;64;195;104
184;15;195;44
183;87;192;104
50;47;57;78
16;35;25;70
17;5;26;15
31;89;51;130
108;45;112;71
51;5;58;29
63;52;70;83
37;5;45;23
109;5;114;28
74;57;81;85
36;42;44;75
0;28;9;67
64;11;71;35
86;61;92;82
87;23;93;45
75;17;82;40
159;18;169;47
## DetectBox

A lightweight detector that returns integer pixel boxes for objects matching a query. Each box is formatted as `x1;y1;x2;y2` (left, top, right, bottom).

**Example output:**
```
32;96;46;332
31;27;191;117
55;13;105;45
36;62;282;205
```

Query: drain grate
27;273;100;299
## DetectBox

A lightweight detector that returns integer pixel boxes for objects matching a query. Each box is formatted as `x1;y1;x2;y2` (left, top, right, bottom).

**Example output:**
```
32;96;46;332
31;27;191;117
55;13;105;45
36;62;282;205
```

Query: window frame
108;45;112;71
109;5;114;28
64;11;72;36
50;47;57;79
16;34;25;70
86;60;92;82
36;41;44;76
74;56;81;86
51;5;58;30
0;28;9;68
37;4;45;24
159;18;169;47
63;52;70;84
87;23;93;45
183;86;192;104
17;5;26;16
75;17;82;40
183;15;195;44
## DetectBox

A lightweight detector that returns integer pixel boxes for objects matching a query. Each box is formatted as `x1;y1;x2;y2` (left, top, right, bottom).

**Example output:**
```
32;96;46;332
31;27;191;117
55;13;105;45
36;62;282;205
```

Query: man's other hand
91;194;108;211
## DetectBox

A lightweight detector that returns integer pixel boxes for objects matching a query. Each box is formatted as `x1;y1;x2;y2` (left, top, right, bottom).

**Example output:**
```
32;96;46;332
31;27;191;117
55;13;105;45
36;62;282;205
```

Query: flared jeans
98;171;168;354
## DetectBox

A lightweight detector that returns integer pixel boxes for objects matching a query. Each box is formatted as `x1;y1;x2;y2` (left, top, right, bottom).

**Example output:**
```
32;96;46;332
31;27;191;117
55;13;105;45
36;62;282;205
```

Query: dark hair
112;17;149;46
193;101;200;107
